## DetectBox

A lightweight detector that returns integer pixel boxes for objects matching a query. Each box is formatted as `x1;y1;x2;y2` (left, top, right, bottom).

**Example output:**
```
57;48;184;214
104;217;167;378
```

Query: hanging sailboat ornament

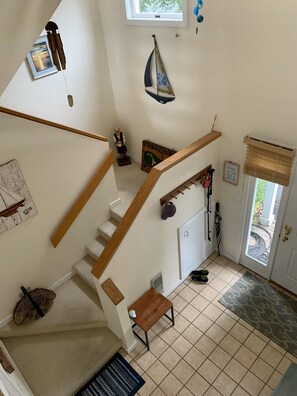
144;35;175;104
194;0;204;34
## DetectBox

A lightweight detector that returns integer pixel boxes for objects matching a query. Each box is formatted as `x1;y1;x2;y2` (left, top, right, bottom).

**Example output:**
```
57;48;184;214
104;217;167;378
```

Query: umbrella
215;202;222;256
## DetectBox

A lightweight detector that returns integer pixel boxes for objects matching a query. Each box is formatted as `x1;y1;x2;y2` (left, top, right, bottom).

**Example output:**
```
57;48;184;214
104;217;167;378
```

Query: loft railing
92;130;222;279
0;107;108;142
0;107;112;247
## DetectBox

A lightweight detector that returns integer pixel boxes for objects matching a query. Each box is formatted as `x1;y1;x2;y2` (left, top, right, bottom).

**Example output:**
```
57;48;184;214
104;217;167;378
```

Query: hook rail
160;164;212;205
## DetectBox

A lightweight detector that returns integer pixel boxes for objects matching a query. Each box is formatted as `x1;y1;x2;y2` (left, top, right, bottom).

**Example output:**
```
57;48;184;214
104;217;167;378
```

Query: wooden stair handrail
91;130;222;279
101;278;125;306
51;150;114;247
0;107;108;142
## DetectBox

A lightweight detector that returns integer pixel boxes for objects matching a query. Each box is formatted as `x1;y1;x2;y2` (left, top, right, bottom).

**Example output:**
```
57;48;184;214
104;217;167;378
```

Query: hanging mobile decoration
45;21;66;70
45;21;73;107
193;0;204;35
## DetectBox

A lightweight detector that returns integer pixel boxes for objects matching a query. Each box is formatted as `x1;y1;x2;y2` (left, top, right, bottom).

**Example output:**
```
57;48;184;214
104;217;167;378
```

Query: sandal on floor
191;274;208;283
191;269;209;276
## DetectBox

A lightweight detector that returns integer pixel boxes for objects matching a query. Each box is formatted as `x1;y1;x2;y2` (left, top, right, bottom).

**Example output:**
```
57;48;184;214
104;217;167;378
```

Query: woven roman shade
243;136;296;186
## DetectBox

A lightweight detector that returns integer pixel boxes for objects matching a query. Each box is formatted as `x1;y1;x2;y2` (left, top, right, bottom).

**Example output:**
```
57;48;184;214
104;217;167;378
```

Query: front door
240;177;286;279
271;170;297;293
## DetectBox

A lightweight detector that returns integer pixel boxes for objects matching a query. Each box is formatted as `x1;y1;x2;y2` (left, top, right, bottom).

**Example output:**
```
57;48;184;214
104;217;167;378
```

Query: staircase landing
3;327;121;396
0;275;106;338
1;275;121;396
113;159;147;206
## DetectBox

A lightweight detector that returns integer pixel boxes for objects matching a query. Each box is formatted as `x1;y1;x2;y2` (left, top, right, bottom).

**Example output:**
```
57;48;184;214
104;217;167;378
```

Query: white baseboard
165;279;184;297
0;314;13;328
50;271;74;290
124;339;138;354
220;250;239;264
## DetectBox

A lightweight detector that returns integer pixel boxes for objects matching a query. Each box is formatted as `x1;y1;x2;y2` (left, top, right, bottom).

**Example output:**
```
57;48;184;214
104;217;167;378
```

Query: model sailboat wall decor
0;185;25;218
0;160;38;235
144;35;175;104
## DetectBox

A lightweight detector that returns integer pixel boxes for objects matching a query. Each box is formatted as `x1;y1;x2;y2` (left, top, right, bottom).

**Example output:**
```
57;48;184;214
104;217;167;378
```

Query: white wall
0;0;118;142
97;139;221;349
101;140;220;304
98;0;297;262
3;0;297;290
98;0;223;159
0;113;119;322
217;0;297;261
0;0;62;96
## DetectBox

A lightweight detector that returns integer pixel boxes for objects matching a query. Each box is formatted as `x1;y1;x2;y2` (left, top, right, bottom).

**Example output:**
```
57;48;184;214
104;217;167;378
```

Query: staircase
73;200;130;287
0;161;146;396
73;160;147;290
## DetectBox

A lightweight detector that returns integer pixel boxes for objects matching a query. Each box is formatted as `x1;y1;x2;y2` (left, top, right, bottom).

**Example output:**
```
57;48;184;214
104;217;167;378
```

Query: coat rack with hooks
160;164;212;206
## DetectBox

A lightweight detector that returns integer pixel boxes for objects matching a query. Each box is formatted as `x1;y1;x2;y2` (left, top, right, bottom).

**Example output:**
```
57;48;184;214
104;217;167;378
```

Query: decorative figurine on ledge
113;128;131;166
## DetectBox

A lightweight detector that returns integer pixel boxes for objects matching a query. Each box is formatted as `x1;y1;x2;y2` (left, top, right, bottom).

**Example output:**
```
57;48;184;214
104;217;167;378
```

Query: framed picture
223;161;240;185
141;140;176;173
26;35;58;79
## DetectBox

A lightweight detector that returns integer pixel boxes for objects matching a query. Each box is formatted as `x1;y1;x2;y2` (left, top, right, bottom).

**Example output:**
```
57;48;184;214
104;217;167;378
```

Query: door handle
281;225;292;242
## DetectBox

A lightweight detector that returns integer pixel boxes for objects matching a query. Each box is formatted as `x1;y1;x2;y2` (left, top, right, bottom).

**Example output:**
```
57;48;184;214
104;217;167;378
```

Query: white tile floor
120;253;297;396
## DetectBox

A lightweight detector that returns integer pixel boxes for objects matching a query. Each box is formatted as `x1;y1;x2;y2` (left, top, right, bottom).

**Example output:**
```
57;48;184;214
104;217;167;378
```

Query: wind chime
45;21;73;107
193;0;205;35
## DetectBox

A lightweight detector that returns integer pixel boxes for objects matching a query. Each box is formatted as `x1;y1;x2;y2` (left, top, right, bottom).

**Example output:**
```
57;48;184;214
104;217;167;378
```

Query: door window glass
246;178;283;266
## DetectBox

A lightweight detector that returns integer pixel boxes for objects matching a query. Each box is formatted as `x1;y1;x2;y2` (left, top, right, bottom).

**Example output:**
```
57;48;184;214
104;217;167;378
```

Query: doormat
218;271;297;358
73;352;145;396
272;362;297;395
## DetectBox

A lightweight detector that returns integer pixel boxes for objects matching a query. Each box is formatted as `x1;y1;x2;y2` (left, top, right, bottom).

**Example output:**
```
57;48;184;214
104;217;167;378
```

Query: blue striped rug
74;353;145;396
218;271;297;357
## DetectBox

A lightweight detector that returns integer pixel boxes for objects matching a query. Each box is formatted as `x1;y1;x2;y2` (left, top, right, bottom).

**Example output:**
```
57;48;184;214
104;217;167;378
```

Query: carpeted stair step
0;275;107;339
110;200;130;222
98;218;118;241
3;327;122;396
73;255;97;291
85;237;106;260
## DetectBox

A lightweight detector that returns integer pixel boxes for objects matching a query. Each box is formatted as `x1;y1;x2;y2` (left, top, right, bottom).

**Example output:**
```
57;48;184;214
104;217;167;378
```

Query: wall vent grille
151;272;163;293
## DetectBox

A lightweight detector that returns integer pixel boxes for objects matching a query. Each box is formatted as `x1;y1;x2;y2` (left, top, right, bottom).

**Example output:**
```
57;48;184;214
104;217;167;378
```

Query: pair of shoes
191;269;209;276
191;274;208;283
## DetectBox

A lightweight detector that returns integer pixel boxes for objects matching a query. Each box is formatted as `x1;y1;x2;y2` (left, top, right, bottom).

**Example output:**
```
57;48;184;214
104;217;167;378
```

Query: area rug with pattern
73;352;145;396
218;271;297;358
272;362;297;395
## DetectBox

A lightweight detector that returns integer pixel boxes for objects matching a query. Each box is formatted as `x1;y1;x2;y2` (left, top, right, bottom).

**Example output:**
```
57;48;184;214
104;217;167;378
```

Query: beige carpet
1;275;121;395
3;327;121;396
0;275;106;338
113;160;147;205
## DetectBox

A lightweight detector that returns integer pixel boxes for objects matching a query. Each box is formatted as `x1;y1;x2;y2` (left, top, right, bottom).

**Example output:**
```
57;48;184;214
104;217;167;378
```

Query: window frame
124;0;187;27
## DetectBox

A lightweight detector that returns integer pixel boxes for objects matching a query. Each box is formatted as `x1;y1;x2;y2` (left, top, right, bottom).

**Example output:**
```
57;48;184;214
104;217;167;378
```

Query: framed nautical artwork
26;35;58;80
223;161;240;185
141;140;176;173
0;160;38;234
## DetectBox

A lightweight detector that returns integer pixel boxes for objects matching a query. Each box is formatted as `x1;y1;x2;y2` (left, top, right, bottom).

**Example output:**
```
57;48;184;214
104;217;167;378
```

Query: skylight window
125;0;187;27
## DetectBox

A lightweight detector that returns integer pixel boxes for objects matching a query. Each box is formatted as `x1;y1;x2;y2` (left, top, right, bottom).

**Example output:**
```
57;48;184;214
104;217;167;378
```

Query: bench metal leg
164;306;175;327
132;324;150;350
